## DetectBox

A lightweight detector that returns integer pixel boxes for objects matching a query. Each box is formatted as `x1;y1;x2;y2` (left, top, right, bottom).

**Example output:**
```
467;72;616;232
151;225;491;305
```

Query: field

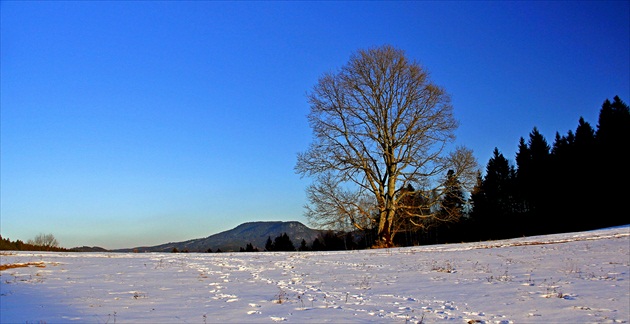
1;226;628;323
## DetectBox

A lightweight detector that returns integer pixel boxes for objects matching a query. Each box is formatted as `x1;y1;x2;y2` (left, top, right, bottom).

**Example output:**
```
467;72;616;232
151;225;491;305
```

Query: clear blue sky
2;1;628;249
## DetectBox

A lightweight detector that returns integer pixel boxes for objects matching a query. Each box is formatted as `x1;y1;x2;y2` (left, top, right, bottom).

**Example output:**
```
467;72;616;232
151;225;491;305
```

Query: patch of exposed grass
0;262;46;271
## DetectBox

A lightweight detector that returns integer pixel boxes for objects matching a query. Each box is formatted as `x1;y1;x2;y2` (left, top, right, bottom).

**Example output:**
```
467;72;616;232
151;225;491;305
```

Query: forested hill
115;221;321;253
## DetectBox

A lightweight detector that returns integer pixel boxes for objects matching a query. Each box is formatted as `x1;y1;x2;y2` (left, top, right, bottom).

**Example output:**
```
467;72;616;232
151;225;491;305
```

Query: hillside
116;221;321;252
70;246;109;252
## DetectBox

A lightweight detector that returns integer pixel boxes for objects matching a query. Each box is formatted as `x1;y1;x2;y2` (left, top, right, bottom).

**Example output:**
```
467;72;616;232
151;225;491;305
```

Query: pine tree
569;118;597;231
311;238;324;251
298;239;308;251
515;137;532;215
473;148;517;239
594;96;630;228
273;233;296;252
515;128;552;235
440;169;466;222
528;128;551;217
551;130;574;157
265;236;274;252
318;231;347;250
596;96;630;148
468;171;484;238
245;243;258;252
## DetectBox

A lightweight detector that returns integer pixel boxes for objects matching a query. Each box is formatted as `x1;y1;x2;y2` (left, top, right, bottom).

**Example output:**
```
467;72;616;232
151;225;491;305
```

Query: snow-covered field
1;226;628;323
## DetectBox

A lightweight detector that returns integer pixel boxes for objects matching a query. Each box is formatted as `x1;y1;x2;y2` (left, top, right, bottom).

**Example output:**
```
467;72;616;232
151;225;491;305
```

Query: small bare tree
296;45;477;247
28;233;59;248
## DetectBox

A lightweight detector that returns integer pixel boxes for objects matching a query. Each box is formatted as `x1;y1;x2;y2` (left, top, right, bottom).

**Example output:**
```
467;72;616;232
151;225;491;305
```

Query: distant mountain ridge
71;246;109;252
115;221;322;252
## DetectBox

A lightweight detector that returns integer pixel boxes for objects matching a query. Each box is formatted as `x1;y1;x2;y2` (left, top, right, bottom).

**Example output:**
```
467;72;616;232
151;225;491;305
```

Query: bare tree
296;45;478;247
28;233;59;248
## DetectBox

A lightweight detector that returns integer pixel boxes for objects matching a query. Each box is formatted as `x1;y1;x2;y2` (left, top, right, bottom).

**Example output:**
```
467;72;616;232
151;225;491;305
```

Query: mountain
71;246;109;252
116;221;322;253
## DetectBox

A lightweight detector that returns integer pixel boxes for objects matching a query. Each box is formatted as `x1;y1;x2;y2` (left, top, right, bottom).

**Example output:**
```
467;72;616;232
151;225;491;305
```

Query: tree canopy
296;45;477;247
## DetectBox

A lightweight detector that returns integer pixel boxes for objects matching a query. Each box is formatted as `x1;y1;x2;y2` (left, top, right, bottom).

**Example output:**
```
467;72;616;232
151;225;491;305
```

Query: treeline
174;231;375;253
392;95;628;246
465;96;629;240
262;231;374;252
0;235;71;252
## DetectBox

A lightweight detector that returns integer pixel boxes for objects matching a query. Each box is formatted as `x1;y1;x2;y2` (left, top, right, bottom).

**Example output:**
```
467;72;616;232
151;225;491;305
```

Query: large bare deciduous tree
296;45;477;247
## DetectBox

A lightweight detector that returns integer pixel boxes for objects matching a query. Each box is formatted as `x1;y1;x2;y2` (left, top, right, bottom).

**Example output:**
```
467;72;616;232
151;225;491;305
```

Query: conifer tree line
264;233;296;251
467;96;629;241
1;234;70;252
228;231;372;252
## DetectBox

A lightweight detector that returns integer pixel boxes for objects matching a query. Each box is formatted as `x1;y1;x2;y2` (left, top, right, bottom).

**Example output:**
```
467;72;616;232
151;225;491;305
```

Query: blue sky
1;1;628;249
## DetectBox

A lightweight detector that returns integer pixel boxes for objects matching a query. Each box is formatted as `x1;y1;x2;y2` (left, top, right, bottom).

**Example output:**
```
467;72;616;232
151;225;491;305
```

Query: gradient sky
2;1;628;249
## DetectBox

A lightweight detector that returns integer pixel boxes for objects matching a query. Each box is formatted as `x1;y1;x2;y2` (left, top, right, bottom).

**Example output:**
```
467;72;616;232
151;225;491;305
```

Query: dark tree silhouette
273;233;296;252
471;148;517;239
311;238;324;251
440;170;466;222
470;96;629;240
594;96;630;228
265;236;274;251
245;243;259;252
298;239;309;251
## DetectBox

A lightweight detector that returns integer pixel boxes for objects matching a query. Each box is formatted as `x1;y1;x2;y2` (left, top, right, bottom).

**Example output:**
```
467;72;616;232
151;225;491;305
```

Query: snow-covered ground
1;226;628;323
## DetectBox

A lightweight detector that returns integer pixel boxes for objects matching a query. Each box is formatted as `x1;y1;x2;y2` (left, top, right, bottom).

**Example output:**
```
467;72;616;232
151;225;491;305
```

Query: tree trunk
377;206;396;248
381;161;398;248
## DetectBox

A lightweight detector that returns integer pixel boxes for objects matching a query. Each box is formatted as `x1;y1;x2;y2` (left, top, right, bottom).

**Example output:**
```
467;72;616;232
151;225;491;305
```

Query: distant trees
470;148;518;239
298;239;309;251
1;236;26;251
261;232;364;252
469;96;630;239
548;117;598;233
274;234;296;251
265;236;274;251
28;233;59;248
310;231;348;251
1;234;68;252
593;96;630;228
264;233;296;252
239;243;259;252
308;230;370;251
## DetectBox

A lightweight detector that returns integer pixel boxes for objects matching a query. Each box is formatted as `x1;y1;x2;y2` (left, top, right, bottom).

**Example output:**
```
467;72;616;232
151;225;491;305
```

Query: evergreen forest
402;96;629;246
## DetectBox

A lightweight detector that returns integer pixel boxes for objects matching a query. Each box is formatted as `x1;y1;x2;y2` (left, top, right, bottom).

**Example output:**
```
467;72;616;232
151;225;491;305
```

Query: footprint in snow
270;316;286;321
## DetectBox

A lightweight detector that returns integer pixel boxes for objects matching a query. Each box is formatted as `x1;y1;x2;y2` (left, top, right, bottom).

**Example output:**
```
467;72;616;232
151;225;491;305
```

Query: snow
1;226;628;323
